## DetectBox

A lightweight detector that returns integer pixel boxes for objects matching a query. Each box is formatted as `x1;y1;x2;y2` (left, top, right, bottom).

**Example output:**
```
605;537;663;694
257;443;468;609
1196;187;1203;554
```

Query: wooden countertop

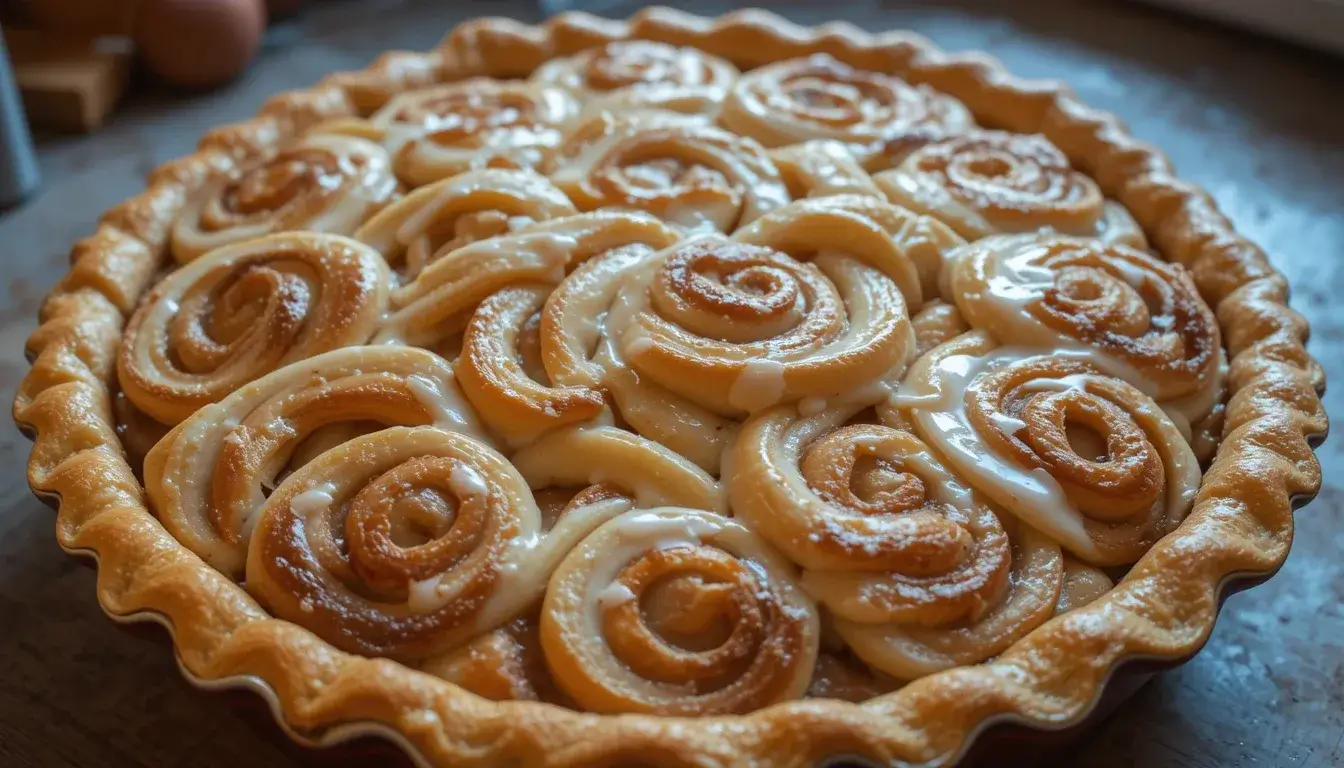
0;1;1339;766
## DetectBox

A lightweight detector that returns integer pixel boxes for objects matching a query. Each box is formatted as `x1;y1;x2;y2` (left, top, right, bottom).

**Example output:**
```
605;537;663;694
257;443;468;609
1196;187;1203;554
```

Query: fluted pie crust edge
12;8;1328;767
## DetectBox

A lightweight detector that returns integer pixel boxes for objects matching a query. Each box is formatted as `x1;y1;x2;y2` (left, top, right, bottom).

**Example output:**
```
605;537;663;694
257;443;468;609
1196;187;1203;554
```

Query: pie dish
13;7;1329;767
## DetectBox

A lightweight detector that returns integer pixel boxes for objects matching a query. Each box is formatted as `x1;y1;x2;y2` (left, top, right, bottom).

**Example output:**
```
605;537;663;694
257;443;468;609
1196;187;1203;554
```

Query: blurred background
0;2;1339;767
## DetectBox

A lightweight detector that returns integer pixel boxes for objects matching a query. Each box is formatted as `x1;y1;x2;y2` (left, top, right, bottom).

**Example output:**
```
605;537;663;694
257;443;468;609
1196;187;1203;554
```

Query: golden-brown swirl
246;425;627;660
337;79;581;188
603;220;918;420
171;134;396;263
355;168;577;281
719;54;975;170
376;211;679;351
550;114;789;233
118;232;390;424
539;507;819;715
144;346;487;578
531;40;738;117
947;234;1224;425
730;401;1063;679
889;332;1201;565
875;131;1146;245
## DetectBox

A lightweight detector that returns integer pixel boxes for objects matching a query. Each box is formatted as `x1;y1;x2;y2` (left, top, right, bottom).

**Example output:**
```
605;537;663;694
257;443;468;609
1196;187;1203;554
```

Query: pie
14;8;1328;767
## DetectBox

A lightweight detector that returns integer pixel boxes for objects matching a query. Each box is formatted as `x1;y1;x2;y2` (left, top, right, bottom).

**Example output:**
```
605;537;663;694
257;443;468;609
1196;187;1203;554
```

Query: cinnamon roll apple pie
20;10;1325;767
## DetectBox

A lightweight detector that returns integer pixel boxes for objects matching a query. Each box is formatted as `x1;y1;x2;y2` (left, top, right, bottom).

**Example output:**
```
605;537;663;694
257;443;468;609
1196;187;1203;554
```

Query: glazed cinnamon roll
246;425;627;660
171;134;396;263
946;234;1224;427
874;131;1146;246
730;401;1062;679
531;40;738;117
719;54;975;170
550;113;789;233
539;507;820;715
888;332;1201;565
118;233;390;424
540;243;739;473
376;211;679;351
600;226;918;420
734;193;966;310
346;79;581;188
143;345;486;578
354;168;577;282
420;615;566;703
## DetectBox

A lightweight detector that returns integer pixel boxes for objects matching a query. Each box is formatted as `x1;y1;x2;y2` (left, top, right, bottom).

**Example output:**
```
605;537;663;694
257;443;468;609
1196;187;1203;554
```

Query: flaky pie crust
13;8;1328;767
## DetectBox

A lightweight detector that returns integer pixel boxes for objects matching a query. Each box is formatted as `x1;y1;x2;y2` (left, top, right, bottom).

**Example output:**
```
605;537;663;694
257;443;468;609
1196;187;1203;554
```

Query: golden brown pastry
376;211;679;351
246;425;628;660
769;140;884;200
354;168;577;281
335;79;581;188
719;54;975;170
531;40;738;117
888;332;1201;565
945;233;1225;429
539;506;820;715
875;131;1146;246
144;345;486;578
118;232;390;424
550;112;789;233
171;133;397;263
730;400;1063;679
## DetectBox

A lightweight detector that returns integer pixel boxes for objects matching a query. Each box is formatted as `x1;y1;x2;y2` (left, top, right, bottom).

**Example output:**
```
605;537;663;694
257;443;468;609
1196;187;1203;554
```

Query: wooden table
1;1;1339;766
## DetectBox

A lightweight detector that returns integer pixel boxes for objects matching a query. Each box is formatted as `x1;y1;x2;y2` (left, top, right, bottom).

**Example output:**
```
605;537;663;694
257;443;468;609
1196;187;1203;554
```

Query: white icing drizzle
405;374;471;432
448;463;489;499
596;581;637;610
287;482;338;538
728;358;786;412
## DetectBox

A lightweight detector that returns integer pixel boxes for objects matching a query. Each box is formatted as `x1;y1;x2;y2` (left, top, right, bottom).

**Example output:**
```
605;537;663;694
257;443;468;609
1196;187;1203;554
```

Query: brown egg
135;0;266;89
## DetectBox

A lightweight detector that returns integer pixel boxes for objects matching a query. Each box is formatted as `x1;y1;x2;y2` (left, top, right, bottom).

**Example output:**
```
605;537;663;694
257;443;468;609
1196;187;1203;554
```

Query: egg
135;0;266;89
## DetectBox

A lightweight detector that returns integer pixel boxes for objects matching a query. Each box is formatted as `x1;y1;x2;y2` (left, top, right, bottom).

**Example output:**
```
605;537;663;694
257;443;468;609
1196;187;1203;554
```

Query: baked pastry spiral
769;140;883;201
531;40;738;117
354;168;577;282
889;332;1201;565
171;134;397;263
539;507;819;715
349;79;581;188
946;233;1224;427
144;345;486;578
550;113;789;233
118;232;390;424
718;54;975;170
376;211;679;351
246;425;628;659
730;401;1063;679
875;131;1146;246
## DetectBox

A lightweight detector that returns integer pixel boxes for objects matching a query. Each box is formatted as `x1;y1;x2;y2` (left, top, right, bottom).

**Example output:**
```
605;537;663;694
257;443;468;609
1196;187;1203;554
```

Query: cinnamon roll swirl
550;114;789;234
353;79;580;188
947;234;1224;426
531;40;738;117
889;332;1201;565
144;345;486;578
599;227;917;420
874;131;1146;246
539;507;820;715
171;134;396;263
719;54;975;170
246;425;626;660
376;211;679;351
355;168;577;282
730;402;1062;679
118;233;390;424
